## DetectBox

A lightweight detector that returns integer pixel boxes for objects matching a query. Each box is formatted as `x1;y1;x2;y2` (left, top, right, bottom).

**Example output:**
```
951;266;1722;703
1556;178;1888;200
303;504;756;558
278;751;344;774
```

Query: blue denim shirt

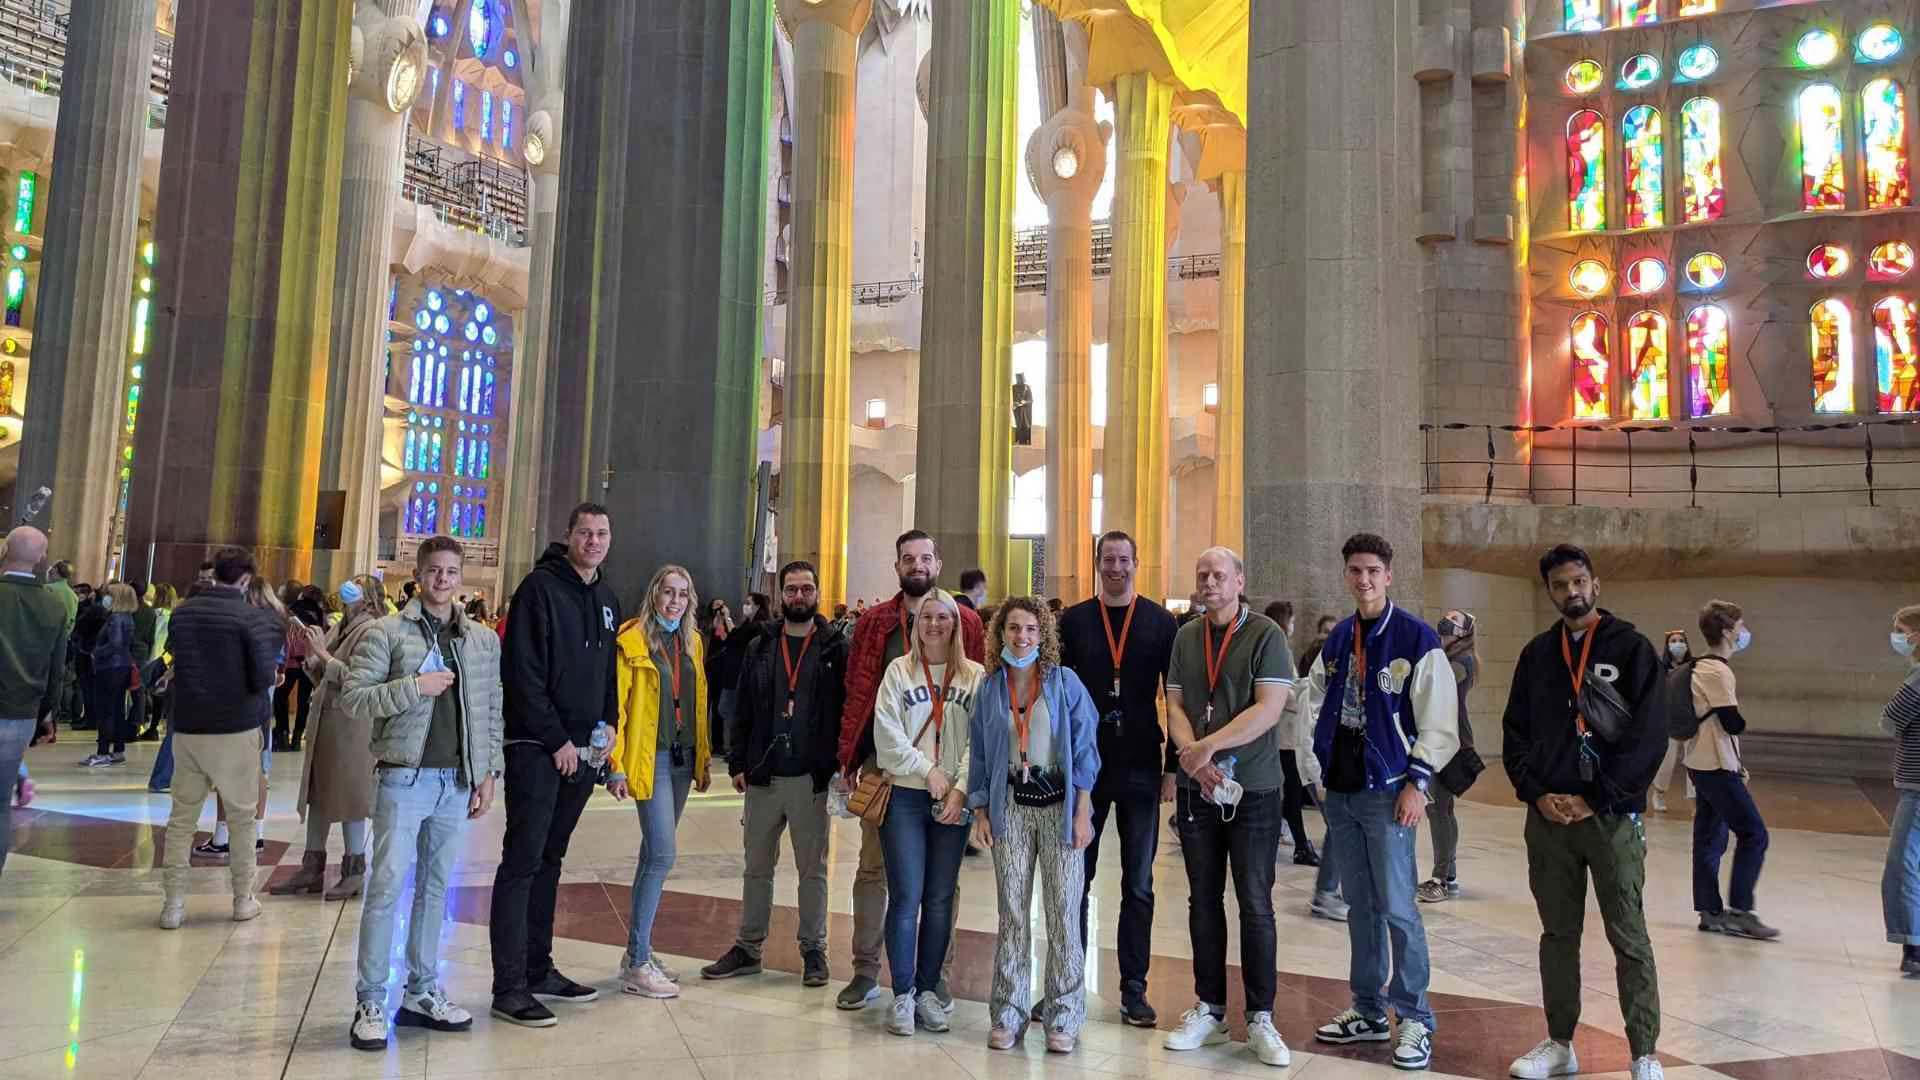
967;665;1101;844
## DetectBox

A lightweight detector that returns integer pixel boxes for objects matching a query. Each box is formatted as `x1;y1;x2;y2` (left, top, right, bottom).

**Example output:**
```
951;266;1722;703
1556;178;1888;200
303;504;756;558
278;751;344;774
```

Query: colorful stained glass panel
1871;241;1916;280
1862;79;1910;210
1623;105;1664;228
1565;0;1603;32
1678;0;1715;13
1859;24;1903;63
1799;84;1846;211
1617;0;1657;26
1680;97;1725;223
1807;243;1851;279
1627;311;1670;419
1811;298;1854;413
1618;54;1660;90
1876;296;1920;411
1572;311;1611;419
1685;252;1727;289
1626;258;1667;293
1687;305;1731;416
1570;259;1610;297
1567;110;1606;232
1676;45;1718;81
1797;29;1841;67
1565;59;1604;95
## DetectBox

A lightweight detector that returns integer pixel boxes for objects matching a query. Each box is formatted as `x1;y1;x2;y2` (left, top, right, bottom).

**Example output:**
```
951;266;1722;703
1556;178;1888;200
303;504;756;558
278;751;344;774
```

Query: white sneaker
1164;1003;1229;1050
1393;1020;1433;1070
1247;1011;1291;1066
888;991;916;1036
232;896;261;922
349;1000;388;1051
1311;892;1350;922
915;991;952;1032
1510;1039;1578;1078
398;987;474;1031
1650;791;1668;812
1630;1055;1665;1080
158;900;185;930
619;960;679;999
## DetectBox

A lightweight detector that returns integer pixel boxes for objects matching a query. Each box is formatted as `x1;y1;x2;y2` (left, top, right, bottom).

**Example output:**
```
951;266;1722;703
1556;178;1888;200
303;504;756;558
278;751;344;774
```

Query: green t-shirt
651;638;696;752
1166;607;1296;793
417;615;463;776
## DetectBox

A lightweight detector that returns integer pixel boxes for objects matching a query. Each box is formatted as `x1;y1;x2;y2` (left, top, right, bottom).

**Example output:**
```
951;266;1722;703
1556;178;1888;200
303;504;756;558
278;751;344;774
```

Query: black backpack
1664;656;1724;741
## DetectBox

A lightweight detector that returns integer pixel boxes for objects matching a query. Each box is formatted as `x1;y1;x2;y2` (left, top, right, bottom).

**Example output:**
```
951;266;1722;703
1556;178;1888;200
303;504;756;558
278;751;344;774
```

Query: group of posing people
8;509;1920;1080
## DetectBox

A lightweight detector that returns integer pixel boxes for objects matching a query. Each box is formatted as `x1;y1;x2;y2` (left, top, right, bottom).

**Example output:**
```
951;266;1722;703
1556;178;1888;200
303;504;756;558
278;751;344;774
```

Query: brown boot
325;853;366;901
268;850;327;895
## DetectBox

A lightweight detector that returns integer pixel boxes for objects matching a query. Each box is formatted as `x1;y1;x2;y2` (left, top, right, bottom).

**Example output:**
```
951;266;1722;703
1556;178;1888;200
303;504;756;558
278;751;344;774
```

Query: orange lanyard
1351;618;1368;707
1200;609;1241;726
780;626;816;718
920;655;957;757
665;636;684;739
1009;669;1039;776
1101;597;1138;698
1559;623;1597;737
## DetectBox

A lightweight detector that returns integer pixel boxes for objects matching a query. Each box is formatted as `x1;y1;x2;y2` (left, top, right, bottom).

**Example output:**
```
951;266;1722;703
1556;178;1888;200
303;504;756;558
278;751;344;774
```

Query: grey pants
1428;785;1459;882
737;775;831;957
990;799;1087;1035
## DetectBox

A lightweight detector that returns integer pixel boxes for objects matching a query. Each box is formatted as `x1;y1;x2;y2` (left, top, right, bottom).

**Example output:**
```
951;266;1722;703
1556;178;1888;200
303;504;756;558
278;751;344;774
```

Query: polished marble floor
3;737;1917;1080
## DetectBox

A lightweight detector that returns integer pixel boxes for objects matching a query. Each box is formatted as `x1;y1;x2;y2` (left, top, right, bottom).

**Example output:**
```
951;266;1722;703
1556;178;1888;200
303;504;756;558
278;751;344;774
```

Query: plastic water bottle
587;722;613;769
826;774;854;819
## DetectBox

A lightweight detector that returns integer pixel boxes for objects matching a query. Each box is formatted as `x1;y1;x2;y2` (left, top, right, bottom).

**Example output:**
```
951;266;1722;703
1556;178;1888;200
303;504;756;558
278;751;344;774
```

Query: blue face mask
338;580;363;605
1000;645;1037;670
1894;630;1916;658
655;613;682;634
1733;626;1751;653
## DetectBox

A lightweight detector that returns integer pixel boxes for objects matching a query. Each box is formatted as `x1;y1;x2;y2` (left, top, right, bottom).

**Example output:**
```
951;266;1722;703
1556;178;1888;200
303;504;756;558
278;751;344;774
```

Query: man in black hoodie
490;503;622;1028
1501;544;1666;1080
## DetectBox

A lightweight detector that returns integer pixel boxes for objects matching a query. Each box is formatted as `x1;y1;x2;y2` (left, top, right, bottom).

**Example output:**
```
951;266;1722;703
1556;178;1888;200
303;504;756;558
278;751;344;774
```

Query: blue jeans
624;750;692;968
149;730;175;790
356;767;469;1003
1689;768;1768;913
1314;819;1344;897
879;785;969;996
1886;790;1920;945
1326;786;1434;1029
0;717;33;877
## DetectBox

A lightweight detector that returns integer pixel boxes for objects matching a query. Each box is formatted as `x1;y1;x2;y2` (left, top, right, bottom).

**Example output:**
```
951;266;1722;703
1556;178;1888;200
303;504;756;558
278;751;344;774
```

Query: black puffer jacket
167;586;283;735
502;542;621;752
727;615;848;790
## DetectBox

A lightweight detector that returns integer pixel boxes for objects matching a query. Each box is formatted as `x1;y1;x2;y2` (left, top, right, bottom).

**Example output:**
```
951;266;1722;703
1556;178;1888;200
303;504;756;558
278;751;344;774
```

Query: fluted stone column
1103;71;1173;598
1030;18;1105;602
312;2;425;586
12;0;156;576
539;0;771;601
914;0;1018;597
126;0;350;587
1212;167;1246;554
1246;1;1423;620
778;0;868;604
501;105;559;589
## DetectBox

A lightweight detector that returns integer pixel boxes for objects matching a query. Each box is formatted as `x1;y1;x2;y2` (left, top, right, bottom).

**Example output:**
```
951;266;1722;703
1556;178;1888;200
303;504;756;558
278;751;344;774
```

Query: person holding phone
339;536;503;1053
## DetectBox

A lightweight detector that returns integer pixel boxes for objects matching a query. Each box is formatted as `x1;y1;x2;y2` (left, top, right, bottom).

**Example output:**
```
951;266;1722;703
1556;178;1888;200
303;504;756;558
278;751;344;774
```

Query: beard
1557;593;1595;618
899;572;934;598
782;600;818;624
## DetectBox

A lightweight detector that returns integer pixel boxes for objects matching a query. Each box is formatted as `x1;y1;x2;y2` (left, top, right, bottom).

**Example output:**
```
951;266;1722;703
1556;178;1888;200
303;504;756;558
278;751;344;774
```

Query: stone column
914;0;1018;598
1103;71;1173;599
778;0;868;604
1212;166;1246;554
501;105;559;589
541;0;771;601
1245;1;1423;620
311;2;425;586
1030;19;1105;601
125;0;350;587
12;0;156;577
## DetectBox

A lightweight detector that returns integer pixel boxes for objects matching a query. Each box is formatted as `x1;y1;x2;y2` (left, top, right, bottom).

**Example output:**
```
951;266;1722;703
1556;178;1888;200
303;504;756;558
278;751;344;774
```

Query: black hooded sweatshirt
1501;609;1667;815
503;542;621;753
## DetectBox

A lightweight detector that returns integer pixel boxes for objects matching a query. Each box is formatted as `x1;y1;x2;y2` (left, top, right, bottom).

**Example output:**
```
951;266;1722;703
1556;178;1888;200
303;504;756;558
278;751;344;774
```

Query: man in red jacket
833;529;985;1010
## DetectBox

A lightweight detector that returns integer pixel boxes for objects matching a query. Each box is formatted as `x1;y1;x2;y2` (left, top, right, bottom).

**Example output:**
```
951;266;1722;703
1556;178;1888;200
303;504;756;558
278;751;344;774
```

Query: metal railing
764;237;1221;305
401;134;530;246
0;0;170;124
1422;417;1920;507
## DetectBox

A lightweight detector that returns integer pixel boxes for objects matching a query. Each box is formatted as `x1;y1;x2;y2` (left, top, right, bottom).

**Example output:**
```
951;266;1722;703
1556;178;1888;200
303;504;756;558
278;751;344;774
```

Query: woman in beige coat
271;575;387;899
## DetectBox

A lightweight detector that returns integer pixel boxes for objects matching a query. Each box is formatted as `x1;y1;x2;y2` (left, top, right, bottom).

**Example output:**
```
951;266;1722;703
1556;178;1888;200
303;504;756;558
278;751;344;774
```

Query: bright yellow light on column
865;397;886;428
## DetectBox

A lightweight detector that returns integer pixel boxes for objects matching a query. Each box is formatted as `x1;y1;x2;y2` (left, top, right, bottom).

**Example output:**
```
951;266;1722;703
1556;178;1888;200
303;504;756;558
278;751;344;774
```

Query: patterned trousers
990;797;1087;1034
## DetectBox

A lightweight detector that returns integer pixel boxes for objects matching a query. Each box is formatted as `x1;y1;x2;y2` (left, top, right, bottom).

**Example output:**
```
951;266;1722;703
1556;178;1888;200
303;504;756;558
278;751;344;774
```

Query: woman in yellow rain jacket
607;563;710;1000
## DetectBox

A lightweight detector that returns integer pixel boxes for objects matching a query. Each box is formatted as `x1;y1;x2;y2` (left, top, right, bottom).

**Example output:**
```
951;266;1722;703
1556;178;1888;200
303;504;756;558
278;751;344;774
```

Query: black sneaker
490;990;558;1027
193;839;230;857
702;946;763;980
529;969;600;1003
837;974;882;1010
1118;992;1157;1028
1292;846;1321;867
1902;945;1920;975
1315;1008;1393;1044
801;948;829;987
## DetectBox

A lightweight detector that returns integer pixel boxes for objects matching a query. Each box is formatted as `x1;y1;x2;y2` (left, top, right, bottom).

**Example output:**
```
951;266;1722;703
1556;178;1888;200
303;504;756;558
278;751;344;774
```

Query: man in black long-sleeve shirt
1056;530;1177;1028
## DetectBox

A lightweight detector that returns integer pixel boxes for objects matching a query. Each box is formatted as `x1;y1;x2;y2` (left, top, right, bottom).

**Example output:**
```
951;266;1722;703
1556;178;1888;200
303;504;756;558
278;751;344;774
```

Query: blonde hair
246;576;289;628
636;564;700;658
1897;604;1920;633
909;588;963;662
985;596;1059;677
106;582;138;614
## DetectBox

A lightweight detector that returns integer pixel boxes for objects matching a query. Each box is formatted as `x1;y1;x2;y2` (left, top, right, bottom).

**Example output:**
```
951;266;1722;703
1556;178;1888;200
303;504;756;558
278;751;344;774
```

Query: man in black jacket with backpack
700;560;846;988
1501;544;1668;1080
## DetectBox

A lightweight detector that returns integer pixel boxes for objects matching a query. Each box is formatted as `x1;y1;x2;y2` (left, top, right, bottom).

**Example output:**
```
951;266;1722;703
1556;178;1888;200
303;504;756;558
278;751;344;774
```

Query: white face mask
1894;630;1917;658
1667;641;1687;660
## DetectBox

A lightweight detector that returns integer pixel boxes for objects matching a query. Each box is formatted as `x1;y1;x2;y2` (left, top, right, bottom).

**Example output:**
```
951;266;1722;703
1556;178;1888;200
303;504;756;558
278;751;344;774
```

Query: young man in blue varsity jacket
1305;533;1458;1072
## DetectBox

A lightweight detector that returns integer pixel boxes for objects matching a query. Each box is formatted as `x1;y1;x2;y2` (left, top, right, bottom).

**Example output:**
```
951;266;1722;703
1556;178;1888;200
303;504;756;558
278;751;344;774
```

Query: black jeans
1279;750;1313;851
85;668;130;755
1176;785;1280;1012
491;742;597;995
1689;767;1769;913
273;668;314;743
1079;768;1161;995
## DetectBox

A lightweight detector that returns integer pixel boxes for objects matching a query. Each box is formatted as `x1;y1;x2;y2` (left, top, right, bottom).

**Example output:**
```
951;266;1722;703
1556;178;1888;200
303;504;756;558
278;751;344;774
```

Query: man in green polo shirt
1161;546;1297;1068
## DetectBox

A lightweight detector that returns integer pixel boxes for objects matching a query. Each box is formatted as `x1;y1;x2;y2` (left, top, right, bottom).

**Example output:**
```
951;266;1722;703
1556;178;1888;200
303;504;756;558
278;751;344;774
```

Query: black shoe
1119;992;1158;1028
193;839;230;858
272;734;291;752
1292;845;1321;867
490;990;558;1027
801;948;829;987
134;726;160;742
702;946;763;980
529;970;600;1003
965;843;982;857
288;739;302;752
837;974;882;1010
1902;945;1920;975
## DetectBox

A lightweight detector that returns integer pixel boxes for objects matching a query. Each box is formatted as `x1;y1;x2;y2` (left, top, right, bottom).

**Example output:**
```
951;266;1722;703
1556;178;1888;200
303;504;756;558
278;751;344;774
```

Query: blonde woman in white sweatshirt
874;586;983;1038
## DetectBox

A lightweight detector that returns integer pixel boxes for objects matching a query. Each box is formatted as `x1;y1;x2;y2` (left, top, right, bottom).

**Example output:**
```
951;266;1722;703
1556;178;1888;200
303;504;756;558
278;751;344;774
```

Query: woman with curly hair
967;596;1101;1053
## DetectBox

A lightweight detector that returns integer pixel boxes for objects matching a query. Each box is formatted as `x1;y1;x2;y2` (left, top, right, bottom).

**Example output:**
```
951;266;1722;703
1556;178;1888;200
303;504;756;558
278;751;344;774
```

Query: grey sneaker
1311;891;1350;922
1415;878;1460;904
232;896;261;922
349;1000;388;1051
915;991;952;1032
1720;910;1780;940
888;992;916;1036
1698;911;1726;933
158;900;185;930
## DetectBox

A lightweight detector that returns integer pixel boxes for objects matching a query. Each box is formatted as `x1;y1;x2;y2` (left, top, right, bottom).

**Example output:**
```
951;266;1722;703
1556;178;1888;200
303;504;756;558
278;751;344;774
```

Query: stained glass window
1623;106;1663;227
1565;0;1603;32
1618;54;1660;91
1570;259;1610;297
1811;298;1853;412
1797;29;1841;67
1685;251;1727;290
1871;241;1916;280
1676;45;1718;82
1566;60;1603;95
459;365;472;412
452;80;466;130
1859;24;1903;63
435;360;447;407
482;371;496;415
1680;97;1725;223
1568;110;1606;232
1678;0;1715;13
1627;311;1670;419
430;432;443;472
468;0;492;56
1807;243;1850;279
480;90;493;144
1617;0;1656;26
1626;258;1667;293
1863;79;1910;210
4;266;23;327
1572;311;1611;419
502;99;513;151
1687;305;1731;416
1876;297;1920;411
11;171;33;235
1799;83;1846;211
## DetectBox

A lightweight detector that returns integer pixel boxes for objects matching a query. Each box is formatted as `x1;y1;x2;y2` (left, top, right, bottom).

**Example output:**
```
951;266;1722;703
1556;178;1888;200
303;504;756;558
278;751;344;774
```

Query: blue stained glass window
482;325;497;346
404;430;417;470
452;80;465;129
477;504;487;537
435;360;447;406
409;356;421;403
434;314;451;334
459;366;472;412
468;0;492;56
455;437;466;478
426;498;438;533
481;91;493;144
430;432;443;472
482;371;495;415
463;321;479;342
427;290;443;311
504;48;517;69
415;310;431;330
479;440;491;478
502;100;513;150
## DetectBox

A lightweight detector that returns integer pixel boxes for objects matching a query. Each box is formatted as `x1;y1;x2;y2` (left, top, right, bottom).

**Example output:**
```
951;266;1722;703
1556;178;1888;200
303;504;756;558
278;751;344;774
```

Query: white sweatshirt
873;653;983;792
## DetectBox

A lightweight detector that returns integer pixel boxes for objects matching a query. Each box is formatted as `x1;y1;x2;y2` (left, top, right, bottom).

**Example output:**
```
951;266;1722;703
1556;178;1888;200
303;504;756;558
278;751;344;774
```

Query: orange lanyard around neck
1101;597;1138;696
920;654;957;756
1559;623;1597;737
665;635;684;739
1010;668;1039;773
780;626;815;717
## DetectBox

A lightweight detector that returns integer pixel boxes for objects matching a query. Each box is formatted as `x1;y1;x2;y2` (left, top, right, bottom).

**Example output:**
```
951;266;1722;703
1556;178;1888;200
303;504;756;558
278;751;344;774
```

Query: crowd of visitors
8;512;1920;1080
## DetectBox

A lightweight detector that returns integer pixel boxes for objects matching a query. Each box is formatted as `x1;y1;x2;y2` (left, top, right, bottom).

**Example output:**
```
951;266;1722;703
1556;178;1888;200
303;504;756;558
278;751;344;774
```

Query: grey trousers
737;775;831;957
1428;785;1460;881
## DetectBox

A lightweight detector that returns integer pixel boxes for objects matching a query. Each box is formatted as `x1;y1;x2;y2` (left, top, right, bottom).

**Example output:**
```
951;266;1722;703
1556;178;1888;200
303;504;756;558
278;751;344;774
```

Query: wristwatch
1411;775;1431;795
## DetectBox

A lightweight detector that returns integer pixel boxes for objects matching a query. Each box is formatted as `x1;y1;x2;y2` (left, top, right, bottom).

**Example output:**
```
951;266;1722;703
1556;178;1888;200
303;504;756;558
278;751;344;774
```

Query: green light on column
5;267;24;305
131;297;149;354
142;241;153;265
8;245;24;261
13;171;35;236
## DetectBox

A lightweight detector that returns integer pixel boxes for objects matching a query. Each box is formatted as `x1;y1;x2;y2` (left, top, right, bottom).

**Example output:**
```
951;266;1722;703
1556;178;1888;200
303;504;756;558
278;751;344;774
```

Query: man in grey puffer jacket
340;536;503;1052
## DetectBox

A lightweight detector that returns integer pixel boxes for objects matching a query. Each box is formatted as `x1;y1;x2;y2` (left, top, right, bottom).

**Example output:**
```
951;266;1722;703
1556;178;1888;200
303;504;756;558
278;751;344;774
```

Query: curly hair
985;595;1060;677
